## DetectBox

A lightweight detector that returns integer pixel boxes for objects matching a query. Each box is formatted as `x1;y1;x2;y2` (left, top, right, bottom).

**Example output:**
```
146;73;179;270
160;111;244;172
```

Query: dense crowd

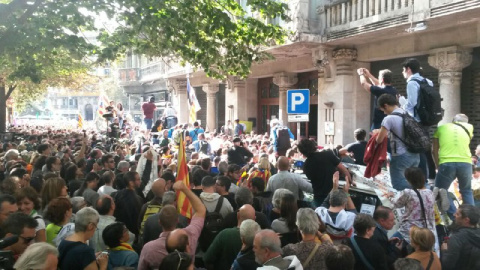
0;58;479;270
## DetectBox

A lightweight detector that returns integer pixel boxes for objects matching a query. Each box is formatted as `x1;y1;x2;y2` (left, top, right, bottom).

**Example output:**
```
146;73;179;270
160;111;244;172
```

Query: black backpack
276;127;291;151
199;140;209;154
391;112;431;153
199;196;224;251
412;78;443;126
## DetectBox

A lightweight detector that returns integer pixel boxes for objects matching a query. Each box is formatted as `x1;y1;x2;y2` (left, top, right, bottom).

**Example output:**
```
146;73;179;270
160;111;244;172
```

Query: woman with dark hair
159;251;194;270
65;164;83;197
151;120;163;145
40;177;67;211
385;167;438;252
102;222;138;269
45;197;72;244
74;172;100;207
271;192;298;234
15;187;46;242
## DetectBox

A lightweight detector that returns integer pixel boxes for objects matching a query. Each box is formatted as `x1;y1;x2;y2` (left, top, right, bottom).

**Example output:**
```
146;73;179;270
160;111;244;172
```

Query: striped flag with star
77;112;84;129
187;77;201;123
176;136;192;218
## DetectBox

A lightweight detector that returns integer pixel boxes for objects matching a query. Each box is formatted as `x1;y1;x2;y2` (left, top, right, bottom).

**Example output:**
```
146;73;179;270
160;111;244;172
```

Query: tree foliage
101;0;289;78
0;0;289;131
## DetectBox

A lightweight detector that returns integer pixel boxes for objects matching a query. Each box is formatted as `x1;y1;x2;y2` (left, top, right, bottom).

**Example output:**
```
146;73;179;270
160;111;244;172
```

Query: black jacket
442;227;480;270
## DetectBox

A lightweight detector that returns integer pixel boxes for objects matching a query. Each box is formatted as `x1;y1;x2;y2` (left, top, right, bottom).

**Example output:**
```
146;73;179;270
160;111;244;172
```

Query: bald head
237;204;256;226
151;178;166;198
166;229;189;253
277;156;289;171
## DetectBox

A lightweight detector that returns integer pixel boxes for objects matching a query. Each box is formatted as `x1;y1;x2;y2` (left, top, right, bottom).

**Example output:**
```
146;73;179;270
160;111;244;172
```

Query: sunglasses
19;235;35;244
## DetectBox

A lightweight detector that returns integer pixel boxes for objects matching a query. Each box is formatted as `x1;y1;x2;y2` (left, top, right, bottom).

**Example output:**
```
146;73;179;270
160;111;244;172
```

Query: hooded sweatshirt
199;192;234;218
442;227;480;270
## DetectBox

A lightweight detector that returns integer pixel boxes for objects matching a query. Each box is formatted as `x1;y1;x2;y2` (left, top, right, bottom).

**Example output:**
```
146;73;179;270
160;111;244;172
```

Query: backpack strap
388;112;408;150
453;122;472;140
214;196;224;213
425;251;434;270
350;236;375;270
413;188;428;228
303;243;320;268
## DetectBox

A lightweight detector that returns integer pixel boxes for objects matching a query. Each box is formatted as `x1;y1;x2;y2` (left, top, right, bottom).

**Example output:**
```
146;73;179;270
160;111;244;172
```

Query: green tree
0;0;288;132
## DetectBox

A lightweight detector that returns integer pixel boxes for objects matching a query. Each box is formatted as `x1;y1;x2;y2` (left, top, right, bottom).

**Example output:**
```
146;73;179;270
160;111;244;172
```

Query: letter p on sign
287;89;310;114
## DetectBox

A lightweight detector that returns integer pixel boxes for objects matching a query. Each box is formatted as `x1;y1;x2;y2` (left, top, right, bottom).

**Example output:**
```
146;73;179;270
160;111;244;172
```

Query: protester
58;207;108;270
13;242;59;270
441;204;480;269
15;187;46;242
407;226;441;270
102;222;139;269
344;214;388;270
44;197;73;244
0;212;37;260
253;229;302;270
282;208;332;270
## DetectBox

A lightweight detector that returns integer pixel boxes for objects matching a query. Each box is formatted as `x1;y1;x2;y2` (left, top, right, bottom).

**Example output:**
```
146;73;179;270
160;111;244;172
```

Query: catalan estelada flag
97;94;110;117
77;112;84;129
187;78;201;124
176;136;192;218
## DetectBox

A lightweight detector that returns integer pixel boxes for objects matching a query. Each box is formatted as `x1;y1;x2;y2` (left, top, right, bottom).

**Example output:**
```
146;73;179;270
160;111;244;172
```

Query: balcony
321;0;480;41
118;68;140;85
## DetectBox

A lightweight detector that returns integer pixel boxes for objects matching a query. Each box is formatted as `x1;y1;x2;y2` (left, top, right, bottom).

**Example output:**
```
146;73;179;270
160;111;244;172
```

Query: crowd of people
0;57;479;270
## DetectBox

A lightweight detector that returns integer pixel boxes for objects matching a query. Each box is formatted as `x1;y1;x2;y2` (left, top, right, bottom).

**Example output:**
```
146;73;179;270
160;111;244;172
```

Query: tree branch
6;84;17;99
17;0;44;25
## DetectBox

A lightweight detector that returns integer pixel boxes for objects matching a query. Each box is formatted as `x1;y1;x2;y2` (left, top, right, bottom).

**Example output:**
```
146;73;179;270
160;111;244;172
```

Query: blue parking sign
287;89;310;114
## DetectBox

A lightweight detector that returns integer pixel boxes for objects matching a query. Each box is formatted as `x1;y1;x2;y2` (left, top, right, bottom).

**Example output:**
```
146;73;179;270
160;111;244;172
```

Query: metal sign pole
297;122;301;142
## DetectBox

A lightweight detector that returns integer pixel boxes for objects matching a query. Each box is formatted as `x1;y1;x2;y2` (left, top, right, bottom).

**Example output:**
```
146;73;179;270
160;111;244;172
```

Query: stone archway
85;104;94;121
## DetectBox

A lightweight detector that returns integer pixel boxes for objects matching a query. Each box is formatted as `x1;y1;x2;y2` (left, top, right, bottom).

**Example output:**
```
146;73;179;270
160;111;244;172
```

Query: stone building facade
119;0;480;147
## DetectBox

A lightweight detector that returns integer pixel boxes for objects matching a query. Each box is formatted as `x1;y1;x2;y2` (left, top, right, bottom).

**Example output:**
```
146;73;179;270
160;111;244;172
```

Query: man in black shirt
298;139;352;207
357;68;397;130
227;137;253;167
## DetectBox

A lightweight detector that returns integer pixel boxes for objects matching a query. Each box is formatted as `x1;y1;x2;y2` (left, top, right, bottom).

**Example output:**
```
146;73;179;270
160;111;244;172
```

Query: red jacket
363;133;388;178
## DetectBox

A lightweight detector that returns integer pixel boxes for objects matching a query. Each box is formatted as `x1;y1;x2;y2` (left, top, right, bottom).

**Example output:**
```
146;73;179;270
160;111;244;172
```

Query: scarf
110;242;134;251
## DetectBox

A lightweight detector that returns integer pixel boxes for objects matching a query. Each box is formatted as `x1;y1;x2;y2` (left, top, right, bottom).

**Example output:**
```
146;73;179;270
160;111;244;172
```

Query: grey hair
257;229;282;253
329;190;348;207
453;114;469;123
4;149;19;161
296;208;320;235
74;207;99;232
235;187;253;206
162;191;176;205
240;219;260;247
272;188;293;209
218;161;228;175
117;161;130;170
70;197;86;213
13;242;59;269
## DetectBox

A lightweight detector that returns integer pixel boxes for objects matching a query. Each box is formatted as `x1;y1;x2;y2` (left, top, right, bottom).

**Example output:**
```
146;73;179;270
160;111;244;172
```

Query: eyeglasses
19;235;35;244
175;249;186;270
90;222;98;230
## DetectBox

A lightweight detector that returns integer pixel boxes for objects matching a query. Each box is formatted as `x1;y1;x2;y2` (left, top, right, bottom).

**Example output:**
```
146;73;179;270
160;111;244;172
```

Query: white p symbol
291;93;305;112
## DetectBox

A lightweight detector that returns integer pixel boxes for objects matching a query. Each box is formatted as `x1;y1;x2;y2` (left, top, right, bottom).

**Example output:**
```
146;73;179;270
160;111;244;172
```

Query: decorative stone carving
428;46;472;72
166;78;187;96
226;76;245;92
332;48;357;61
312;46;333;80
273;72;298;88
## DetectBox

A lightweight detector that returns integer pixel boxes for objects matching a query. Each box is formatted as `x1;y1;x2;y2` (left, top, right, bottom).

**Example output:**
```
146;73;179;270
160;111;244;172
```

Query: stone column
202;83;220;132
226;77;247;122
428;46;472;125
273;72;298;125
166;78;188;124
